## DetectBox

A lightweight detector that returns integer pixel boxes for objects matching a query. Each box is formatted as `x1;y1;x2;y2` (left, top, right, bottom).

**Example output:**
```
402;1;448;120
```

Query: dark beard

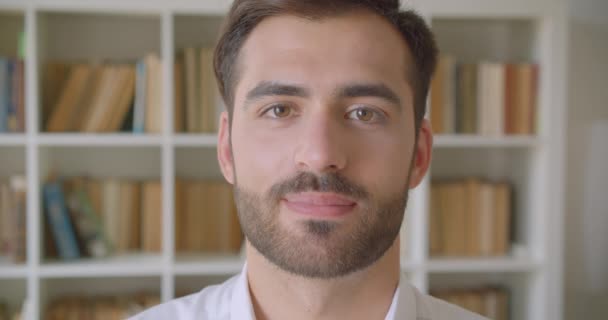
234;171;409;279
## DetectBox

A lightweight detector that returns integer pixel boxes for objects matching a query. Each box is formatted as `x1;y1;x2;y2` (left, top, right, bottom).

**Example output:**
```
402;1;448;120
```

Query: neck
246;237;401;320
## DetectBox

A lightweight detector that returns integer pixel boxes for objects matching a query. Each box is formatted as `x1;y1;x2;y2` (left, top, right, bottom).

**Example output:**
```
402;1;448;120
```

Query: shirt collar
230;263;256;320
231;264;415;320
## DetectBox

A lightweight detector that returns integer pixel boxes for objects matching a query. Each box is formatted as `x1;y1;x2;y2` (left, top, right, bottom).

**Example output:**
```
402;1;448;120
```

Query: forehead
235;11;413;100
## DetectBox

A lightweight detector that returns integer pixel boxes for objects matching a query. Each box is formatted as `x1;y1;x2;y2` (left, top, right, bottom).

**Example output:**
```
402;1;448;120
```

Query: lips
282;192;357;217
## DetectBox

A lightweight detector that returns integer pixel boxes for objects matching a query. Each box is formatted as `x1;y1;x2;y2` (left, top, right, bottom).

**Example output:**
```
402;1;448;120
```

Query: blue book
0;57;8;133
43;181;81;260
133;59;147;134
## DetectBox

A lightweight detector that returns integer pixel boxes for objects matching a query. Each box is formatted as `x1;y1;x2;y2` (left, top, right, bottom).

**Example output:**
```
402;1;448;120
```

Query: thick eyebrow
335;83;402;107
244;81;310;107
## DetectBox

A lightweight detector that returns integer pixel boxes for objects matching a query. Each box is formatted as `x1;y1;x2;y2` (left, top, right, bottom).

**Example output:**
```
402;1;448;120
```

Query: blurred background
0;0;605;319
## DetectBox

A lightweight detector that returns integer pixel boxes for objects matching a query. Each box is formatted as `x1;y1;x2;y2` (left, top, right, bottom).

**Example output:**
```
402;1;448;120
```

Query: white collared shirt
129;265;487;320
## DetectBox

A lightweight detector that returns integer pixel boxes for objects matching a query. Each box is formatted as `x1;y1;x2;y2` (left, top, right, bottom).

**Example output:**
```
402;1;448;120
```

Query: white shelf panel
173;134;218;147
399;259;419;272
0;134;26;146
37;133;163;147
0;264;27;278
426;257;539;273
434;135;540;148
174;254;244;276
39;254;163;278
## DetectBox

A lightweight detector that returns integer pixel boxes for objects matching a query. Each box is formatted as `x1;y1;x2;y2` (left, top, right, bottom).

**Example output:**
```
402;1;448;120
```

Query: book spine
16;60;25;132
0;58;8;133
10;176;27;263
43;181;81;260
133;59;146;134
7;60;18;132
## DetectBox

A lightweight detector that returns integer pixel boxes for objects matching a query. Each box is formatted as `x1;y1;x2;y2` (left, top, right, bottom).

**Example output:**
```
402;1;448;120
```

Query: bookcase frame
0;0;568;319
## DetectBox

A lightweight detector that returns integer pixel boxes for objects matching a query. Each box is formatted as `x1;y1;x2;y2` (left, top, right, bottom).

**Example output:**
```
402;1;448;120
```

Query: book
478;182;495;256
441;182;467;256
0;58;8;132
42;180;81;260
133;58;147;134
200;48;216;133
183;47;199;132
174;61;185;133
10;176;26;263
117;181;141;252
102;179;121;253
6;60;17;132
493;183;512;255
144;54;162;133
82;65;122;132
46;64;93;132
430;179;513;257
14;60;25;132
457;63;477;134
0;181;12;260
464;179;482;256
175;179;243;254
429;184;443;256
431;57;538;136
104;65;136;132
42;62;72;127
176;47;219;133
430;55;453;134
141;181;162;252
63;177;111;258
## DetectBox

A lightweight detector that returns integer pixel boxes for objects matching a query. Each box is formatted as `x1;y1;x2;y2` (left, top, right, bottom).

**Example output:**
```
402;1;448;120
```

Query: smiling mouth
282;192;357;218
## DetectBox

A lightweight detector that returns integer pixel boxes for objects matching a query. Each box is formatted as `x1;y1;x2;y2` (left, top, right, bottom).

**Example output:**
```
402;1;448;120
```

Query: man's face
218;11;432;278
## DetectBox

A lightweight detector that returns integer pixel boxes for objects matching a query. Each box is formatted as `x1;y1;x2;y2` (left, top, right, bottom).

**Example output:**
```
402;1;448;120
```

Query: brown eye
355;109;373;121
347;107;376;122
270;105;291;118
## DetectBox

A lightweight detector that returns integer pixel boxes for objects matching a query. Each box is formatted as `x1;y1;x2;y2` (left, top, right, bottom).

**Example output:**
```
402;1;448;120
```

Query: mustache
268;171;369;201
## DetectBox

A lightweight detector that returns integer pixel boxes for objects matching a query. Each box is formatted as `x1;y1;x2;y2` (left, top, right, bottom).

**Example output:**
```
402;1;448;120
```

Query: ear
408;118;433;188
217;111;235;185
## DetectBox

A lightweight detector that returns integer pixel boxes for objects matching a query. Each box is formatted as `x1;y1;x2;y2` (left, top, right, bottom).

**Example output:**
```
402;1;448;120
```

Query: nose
294;111;347;173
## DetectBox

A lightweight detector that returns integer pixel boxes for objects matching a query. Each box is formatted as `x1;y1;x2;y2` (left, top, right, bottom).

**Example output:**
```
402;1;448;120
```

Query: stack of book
43;54;162;133
45;293;159;320
430;55;538;136
0;57;25;133
0;301;19;320
0;176;26;264
431;287;509;320
42;177;162;260
429;178;512;257
175;179;243;254
174;47;219;133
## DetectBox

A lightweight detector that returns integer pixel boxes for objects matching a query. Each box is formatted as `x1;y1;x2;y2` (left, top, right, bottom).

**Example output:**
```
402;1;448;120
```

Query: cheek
230;121;294;189
350;130;414;194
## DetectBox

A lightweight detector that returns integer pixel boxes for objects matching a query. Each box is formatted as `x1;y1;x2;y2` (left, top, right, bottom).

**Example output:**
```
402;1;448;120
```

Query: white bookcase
0;1;567;319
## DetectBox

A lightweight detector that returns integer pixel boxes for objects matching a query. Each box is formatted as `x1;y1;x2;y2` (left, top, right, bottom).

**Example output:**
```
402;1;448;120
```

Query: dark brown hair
214;0;438;132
